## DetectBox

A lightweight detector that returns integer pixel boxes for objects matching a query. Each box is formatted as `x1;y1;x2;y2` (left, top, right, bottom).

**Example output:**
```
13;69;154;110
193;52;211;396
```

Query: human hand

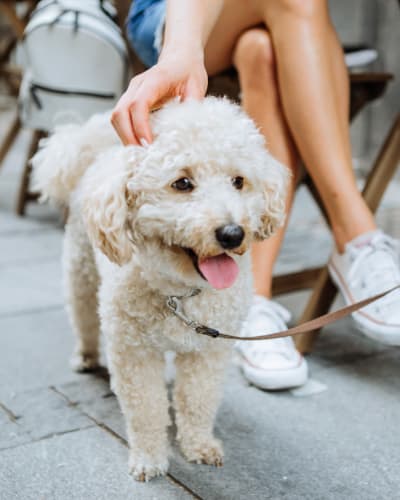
111;50;208;145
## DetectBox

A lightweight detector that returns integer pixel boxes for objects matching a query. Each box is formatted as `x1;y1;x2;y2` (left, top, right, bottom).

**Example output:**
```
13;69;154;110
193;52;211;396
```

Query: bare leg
173;350;229;465
260;0;375;250
64;215;100;371
204;0;376;254
233;29;299;298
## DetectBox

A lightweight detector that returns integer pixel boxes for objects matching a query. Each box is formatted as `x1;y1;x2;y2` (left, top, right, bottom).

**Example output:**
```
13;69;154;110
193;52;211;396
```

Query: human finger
110;107;140;146
129;95;153;145
129;78;171;143
182;68;208;101
184;79;206;100
111;77;145;144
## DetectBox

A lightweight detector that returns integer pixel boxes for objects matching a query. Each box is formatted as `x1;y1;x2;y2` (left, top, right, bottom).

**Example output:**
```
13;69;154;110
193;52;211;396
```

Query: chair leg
0;115;20;168
15;130;44;216
0;4;26;39
362;113;400;212
296;114;400;354
295;269;337;353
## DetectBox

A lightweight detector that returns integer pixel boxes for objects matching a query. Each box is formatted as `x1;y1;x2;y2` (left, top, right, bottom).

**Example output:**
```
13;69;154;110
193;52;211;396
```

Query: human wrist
159;43;204;65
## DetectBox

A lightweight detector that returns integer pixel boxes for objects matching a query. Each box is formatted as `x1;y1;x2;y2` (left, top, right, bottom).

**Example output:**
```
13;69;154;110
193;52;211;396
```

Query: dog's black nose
215;224;245;249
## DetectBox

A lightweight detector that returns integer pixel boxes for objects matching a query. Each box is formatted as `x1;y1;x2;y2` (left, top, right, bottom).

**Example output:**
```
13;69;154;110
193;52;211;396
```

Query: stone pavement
1;116;400;499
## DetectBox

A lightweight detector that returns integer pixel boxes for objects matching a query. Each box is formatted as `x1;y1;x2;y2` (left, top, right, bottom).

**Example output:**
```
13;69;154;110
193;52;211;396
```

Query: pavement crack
0;425;95;452
0;401;20;423
49;386;126;445
0;304;64;319
31;425;95;444
50;386;202;499
49;385;78;406
89;418;128;447
165;474;203;499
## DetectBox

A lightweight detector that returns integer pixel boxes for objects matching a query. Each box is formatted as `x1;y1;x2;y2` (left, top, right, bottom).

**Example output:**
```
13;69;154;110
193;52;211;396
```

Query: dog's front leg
107;340;170;482
173;350;229;466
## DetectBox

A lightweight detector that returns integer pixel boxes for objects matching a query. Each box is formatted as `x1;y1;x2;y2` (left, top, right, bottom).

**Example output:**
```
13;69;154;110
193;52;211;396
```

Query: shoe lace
242;300;294;357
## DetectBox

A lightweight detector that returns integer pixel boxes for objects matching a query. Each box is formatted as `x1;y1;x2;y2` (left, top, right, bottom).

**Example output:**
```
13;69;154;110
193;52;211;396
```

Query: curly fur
32;97;288;481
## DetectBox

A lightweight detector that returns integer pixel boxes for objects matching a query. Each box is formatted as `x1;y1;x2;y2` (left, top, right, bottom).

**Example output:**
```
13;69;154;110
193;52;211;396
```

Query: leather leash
166;285;400;341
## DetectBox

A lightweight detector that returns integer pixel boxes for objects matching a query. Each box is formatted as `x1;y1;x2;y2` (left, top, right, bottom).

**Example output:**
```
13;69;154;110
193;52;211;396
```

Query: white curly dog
32;97;288;481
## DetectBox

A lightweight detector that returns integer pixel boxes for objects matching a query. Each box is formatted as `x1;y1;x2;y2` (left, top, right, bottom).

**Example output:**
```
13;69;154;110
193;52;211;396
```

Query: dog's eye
171;177;194;192
232;176;244;190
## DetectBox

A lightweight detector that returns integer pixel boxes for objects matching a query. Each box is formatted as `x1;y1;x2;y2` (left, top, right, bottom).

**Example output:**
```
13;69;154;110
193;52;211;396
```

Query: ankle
254;289;272;300
332;224;378;253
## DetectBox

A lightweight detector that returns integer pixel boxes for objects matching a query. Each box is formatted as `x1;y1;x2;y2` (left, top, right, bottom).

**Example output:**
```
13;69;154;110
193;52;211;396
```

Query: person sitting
111;0;400;390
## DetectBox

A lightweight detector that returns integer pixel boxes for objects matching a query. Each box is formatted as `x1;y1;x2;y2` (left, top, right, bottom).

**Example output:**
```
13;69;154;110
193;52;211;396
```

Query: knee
233;29;275;76
277;0;322;20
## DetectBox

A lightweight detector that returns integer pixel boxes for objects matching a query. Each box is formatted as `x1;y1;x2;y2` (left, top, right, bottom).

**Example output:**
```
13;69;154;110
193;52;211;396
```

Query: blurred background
0;1;399;205
1;0;399;214
330;0;399;169
0;2;399;499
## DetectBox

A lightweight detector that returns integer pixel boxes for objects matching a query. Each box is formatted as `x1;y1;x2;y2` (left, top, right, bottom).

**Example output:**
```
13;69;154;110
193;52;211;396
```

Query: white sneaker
236;296;308;390
329;230;400;345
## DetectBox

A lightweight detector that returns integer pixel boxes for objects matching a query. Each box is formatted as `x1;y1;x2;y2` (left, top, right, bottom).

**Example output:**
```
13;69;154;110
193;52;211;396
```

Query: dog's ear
81;148;142;266
254;156;289;241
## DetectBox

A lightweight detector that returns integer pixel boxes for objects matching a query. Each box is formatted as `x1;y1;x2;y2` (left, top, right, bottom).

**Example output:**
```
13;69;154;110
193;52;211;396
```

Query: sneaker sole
329;262;400;346
240;357;308;391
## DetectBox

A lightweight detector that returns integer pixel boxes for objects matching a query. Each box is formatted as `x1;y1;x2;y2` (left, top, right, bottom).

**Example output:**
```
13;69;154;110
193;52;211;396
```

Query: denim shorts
126;0;166;68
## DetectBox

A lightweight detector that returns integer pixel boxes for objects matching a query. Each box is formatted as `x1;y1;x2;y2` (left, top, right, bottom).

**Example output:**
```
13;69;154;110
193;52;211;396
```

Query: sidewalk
1;123;400;499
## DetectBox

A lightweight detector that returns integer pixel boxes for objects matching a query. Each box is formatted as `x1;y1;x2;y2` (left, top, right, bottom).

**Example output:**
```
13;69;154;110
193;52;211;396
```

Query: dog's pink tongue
198;254;239;289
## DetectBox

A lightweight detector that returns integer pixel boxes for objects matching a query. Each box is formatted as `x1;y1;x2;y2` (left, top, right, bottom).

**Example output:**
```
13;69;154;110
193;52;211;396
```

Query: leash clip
166;296;200;329
166;296;190;320
194;325;220;338
166;295;219;338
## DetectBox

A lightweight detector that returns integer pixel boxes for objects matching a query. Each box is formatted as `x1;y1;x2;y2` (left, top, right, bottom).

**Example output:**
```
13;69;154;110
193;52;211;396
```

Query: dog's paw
70;353;99;373
129;455;169;482
181;437;224;466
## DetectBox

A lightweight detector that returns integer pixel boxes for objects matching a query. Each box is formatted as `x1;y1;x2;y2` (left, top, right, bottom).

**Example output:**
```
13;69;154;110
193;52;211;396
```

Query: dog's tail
32;113;119;205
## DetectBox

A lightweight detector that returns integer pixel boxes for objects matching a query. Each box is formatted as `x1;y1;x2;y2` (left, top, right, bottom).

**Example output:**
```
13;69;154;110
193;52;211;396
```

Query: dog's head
82;97;289;289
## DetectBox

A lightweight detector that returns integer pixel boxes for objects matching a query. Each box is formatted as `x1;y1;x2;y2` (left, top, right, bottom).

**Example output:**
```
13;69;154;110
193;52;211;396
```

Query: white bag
19;0;129;132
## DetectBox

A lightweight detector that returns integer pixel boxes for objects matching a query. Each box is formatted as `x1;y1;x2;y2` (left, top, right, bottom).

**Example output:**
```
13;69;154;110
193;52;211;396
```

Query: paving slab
0;212;63;317
55;352;400;500
317;345;400;398
1;151;400;499
0;258;62;316
0;211;51;235
0;427;194;500
273;293;391;377
0;309;81;398
310;317;392;372
54;377;126;439
0;230;62;266
0;386;93;450
168;361;400;500
0;410;31;450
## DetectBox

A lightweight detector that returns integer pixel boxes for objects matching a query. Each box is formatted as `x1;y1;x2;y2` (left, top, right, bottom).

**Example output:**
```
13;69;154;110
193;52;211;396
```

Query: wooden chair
0;0;40;215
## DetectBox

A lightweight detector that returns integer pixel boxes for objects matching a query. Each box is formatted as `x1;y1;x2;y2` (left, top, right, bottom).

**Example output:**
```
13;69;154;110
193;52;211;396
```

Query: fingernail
139;138;149;147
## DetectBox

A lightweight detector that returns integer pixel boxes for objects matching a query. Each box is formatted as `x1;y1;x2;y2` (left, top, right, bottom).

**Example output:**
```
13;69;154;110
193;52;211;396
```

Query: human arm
111;0;224;145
